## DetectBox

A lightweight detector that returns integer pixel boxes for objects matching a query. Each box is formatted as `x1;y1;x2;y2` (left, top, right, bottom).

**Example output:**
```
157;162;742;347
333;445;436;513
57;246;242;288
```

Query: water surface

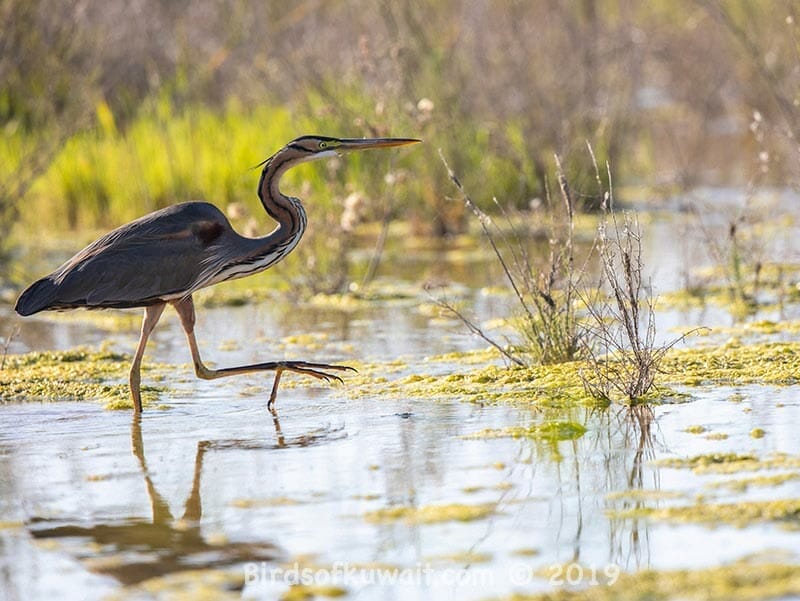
2;206;800;600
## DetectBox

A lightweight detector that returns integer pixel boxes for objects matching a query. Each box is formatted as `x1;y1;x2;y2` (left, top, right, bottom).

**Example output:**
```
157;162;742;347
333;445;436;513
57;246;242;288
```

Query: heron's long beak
337;137;421;152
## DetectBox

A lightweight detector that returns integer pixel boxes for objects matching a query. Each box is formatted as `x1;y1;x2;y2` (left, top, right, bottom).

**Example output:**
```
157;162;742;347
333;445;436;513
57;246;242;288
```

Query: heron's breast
204;228;305;288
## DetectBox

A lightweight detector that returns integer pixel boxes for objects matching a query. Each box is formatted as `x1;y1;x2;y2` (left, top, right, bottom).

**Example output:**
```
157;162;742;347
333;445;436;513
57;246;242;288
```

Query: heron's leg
131;413;173;523
172;297;355;410
181;440;208;522
130;303;166;413
172;296;213;378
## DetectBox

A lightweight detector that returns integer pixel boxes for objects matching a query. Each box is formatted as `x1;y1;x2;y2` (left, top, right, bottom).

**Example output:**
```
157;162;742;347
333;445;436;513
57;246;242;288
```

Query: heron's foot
277;360;357;382
267;361;357;411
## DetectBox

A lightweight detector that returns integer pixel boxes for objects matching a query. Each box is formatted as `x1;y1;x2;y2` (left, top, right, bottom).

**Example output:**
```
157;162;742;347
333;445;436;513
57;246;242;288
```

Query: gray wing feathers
18;202;236;311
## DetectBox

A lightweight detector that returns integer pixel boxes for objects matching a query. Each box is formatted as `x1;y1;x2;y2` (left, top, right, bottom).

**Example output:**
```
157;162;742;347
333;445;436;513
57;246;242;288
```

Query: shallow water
2;206;800;600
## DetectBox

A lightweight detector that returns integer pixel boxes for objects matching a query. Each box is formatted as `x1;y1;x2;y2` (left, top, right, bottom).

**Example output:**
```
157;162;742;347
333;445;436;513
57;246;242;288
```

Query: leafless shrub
579;211;671;400
440;147;696;402
579;153;700;402
437;150;587;367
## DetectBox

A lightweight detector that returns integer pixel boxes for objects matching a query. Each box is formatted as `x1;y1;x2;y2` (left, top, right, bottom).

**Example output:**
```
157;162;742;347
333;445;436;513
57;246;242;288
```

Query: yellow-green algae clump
615;498;800;529
364;502;496;525
489;561;800;601
683;425;707;434
657;453;800;475
231;496;303;508
346;352;601;407
346;339;800;408
106;569;245;601
661;340;800;386
706;472;800;492
463;421;587;442
610;453;800;528
424;551;492;564
280;584;348;601
0;348;161;409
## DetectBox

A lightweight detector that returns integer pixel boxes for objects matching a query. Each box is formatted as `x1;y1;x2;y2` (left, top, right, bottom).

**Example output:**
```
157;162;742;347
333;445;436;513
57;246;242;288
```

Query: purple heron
15;135;420;412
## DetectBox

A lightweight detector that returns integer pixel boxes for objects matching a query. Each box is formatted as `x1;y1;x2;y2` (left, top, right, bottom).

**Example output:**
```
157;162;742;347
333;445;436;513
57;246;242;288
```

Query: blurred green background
1;0;798;280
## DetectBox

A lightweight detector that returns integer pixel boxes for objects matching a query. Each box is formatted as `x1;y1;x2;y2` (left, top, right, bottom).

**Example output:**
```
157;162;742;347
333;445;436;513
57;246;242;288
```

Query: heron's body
15;135;419;413
15;200;305;313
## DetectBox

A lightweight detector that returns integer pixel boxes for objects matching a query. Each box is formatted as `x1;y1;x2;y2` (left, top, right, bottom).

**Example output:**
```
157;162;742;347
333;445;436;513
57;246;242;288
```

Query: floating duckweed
706;472;800;492
0;347;163;409
657;282;769;318
656;453;759;473
606;489;685;502
281;332;329;348
425;348;503;365
307;293;372;311
348;340;800;409
425;551;493;564
751;428;766;439
684;425;707;434
657;453;800;475
364;502;496;524
494;562;800;601
463;421;587;442
280;584;348;601
346;352;602;407
238;385;266;397
619;498;800;529
662;342;800;385
231;497;302;508
655;288;709;310
351;493;381;501
461;482;513;494
707;317;800;338
7;348;126;366
217;339;241;352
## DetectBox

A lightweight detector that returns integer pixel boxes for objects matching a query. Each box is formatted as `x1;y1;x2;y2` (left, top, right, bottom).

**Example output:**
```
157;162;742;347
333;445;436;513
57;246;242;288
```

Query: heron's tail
15;277;58;316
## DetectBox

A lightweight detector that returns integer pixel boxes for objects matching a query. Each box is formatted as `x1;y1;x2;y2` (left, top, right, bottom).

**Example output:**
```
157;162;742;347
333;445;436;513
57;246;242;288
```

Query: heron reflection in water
27;414;344;588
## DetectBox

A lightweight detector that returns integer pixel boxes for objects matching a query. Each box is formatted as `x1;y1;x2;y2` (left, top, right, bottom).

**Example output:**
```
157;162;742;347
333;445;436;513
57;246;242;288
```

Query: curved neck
257;150;306;236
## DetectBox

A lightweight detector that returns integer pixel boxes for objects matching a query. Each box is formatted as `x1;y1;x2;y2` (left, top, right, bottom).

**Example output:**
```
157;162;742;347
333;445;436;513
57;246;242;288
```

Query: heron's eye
319;141;328;149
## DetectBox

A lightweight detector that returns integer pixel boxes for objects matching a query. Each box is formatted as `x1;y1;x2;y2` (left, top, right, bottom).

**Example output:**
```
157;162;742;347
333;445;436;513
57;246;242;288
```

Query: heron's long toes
311;370;345;385
316;365;356;375
285;366;345;384
286;361;357;373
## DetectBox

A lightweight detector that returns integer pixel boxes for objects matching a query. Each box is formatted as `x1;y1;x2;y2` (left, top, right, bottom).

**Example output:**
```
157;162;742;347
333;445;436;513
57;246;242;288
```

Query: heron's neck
257;152;307;238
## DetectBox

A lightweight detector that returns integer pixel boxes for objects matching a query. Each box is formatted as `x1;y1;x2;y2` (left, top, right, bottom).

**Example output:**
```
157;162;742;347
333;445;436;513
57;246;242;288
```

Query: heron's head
282;135;421;165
